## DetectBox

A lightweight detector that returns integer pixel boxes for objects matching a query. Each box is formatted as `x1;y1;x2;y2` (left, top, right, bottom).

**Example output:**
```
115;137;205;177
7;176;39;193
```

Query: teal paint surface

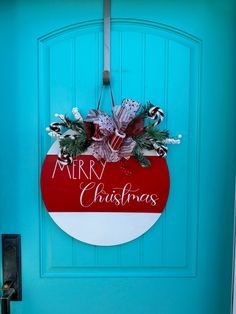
0;1;235;313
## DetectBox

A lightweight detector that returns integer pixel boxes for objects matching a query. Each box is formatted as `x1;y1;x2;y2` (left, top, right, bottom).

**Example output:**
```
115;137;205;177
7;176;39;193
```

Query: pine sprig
59;117;89;157
137;101;154;118
146;123;169;141
132;124;169;166
133;132;153;150
134;126;168;149
59;134;89;158
132;145;151;168
61;116;85;133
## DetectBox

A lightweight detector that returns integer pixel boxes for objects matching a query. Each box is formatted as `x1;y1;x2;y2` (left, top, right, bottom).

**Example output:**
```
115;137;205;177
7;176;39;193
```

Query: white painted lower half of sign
49;212;161;246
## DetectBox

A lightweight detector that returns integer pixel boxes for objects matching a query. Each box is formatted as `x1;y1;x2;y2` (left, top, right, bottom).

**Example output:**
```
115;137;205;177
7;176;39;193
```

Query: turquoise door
1;1;235;313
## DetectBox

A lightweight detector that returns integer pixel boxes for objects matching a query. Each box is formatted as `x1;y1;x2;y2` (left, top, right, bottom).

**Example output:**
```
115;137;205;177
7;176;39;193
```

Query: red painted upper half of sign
41;155;170;213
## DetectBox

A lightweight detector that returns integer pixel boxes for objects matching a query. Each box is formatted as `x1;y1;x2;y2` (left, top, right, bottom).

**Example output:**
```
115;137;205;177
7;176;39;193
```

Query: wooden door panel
39;20;200;277
1;1;235;313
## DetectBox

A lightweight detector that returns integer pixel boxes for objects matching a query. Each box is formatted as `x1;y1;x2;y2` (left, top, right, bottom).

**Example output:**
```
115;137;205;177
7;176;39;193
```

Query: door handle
0;235;22;314
1;281;15;314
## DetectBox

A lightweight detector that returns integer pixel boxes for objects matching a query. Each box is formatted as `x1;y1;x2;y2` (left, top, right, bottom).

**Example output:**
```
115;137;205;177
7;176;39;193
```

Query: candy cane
153;142;168;157
58;149;73;165
148;106;164;126
46;122;62;134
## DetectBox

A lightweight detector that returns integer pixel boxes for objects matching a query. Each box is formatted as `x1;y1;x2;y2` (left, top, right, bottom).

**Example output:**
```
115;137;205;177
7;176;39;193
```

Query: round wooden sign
41;140;170;246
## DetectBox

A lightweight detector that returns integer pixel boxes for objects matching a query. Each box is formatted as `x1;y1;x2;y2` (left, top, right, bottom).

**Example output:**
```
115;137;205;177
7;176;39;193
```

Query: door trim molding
38;18;202;278
38;18;201;44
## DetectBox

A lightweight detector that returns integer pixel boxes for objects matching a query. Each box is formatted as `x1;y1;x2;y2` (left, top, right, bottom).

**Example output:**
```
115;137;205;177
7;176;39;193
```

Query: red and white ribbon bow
85;99;141;162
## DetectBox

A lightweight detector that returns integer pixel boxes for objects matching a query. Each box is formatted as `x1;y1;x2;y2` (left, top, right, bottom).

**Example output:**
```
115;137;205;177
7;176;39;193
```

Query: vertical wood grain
39;21;201;277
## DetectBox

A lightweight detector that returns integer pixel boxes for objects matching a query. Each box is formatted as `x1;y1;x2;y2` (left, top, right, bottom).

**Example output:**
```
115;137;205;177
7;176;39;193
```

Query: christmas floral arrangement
46;99;181;167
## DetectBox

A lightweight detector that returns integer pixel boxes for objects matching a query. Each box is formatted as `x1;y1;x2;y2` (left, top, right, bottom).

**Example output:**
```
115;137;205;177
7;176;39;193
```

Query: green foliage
61;116;85;133
137;101;154;117
57;115;91;157
53;103;170;167
132;123;169;167
132;145;151;168
146;122;169;141
133;125;169;149
59;134;89;158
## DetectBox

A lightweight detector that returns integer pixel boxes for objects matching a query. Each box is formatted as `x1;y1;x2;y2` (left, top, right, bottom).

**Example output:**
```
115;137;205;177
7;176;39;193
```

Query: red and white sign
41;141;170;246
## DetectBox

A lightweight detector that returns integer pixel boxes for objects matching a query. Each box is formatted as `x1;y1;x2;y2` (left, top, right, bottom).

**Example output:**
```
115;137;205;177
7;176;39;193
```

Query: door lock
1;235;22;314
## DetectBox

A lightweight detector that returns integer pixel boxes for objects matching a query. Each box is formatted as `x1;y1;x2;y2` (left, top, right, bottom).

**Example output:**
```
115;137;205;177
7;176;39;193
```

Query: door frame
232;182;236;313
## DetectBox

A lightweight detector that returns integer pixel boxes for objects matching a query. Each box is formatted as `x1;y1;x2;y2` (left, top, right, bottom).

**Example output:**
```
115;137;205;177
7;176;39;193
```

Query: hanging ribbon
103;0;111;85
